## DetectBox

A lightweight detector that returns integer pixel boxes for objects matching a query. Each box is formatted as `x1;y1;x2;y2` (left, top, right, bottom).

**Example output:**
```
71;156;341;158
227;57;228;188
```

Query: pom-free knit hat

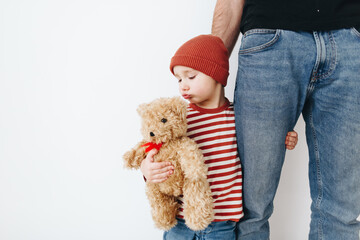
170;35;229;86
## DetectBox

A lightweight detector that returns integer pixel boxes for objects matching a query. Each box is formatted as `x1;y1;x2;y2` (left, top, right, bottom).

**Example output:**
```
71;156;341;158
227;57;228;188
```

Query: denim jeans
234;28;360;240
163;218;236;240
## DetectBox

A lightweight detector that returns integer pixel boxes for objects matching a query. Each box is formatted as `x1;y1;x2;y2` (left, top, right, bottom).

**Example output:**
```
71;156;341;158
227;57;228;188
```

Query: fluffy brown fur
123;96;214;231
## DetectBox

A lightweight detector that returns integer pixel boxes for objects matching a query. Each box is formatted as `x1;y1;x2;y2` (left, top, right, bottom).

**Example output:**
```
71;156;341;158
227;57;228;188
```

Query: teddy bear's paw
152;203;178;231
123;150;142;169
154;218;177;231
183;204;214;231
184;216;212;231
122;150;134;168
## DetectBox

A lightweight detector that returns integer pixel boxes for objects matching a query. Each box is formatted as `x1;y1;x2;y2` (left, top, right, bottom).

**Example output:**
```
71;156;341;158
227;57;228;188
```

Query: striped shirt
177;99;244;222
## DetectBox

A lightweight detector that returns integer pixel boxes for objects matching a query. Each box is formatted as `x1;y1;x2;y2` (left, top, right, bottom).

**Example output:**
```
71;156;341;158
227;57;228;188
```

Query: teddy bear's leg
177;138;214;230
182;178;214;231
146;184;178;231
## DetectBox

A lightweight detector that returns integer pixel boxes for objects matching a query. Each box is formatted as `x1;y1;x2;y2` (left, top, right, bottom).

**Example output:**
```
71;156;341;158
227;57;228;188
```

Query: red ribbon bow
141;142;163;153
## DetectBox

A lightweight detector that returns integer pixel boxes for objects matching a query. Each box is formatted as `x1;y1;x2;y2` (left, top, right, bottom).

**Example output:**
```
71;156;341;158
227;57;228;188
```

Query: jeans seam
311;32;321;84
243;28;277;38
351;27;360;39
311;31;338;84
316;31;338;81
309;108;324;240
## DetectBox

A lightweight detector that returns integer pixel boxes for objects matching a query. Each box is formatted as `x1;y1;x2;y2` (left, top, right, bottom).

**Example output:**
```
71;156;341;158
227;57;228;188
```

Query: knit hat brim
170;55;228;86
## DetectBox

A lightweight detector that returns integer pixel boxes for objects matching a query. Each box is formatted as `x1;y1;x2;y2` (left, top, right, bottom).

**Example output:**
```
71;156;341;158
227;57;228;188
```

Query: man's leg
303;29;360;240
234;29;317;239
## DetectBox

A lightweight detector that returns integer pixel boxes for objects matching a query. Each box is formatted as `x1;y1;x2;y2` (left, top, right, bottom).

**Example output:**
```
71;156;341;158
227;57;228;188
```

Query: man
211;0;360;239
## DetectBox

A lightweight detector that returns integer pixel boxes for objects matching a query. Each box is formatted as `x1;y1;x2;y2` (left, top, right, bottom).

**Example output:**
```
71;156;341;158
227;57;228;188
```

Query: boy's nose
180;83;189;91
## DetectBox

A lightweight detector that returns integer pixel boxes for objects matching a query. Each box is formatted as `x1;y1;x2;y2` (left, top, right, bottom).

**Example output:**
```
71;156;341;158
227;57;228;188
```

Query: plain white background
0;1;311;239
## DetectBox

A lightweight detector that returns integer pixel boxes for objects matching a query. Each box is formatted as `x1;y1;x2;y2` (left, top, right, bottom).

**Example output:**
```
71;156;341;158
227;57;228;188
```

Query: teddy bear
123;96;214;231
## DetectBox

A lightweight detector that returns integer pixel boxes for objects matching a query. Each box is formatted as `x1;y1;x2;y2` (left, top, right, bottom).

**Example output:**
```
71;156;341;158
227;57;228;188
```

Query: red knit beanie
170;35;229;86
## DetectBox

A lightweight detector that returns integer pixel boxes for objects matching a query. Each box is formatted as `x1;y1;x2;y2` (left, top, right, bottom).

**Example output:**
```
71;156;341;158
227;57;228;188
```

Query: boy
141;35;298;240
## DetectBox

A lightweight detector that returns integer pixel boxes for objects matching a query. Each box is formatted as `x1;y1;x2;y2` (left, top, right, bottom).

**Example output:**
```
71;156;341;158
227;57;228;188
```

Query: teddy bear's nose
150;132;155;137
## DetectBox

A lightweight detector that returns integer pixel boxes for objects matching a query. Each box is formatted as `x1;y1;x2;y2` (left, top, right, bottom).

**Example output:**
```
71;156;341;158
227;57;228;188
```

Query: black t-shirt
240;0;360;33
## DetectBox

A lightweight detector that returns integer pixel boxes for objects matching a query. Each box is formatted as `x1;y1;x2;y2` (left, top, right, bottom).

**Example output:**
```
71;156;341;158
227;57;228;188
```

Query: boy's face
173;65;221;108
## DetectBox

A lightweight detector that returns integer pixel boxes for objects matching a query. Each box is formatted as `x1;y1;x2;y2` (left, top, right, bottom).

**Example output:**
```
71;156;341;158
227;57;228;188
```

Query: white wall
0;1;310;239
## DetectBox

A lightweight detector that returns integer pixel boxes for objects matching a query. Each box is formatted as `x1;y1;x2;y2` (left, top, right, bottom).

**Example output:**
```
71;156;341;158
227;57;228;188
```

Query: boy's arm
285;131;298;150
211;0;246;55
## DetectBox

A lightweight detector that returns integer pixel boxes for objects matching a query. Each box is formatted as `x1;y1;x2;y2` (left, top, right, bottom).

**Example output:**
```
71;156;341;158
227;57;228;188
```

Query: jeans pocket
351;27;360;39
239;29;280;55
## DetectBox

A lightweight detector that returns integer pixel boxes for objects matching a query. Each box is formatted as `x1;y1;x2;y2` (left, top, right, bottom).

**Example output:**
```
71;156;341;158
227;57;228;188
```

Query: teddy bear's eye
161;118;167;123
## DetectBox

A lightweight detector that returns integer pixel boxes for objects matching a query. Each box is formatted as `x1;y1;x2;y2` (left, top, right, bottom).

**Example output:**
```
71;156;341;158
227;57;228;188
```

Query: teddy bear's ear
168;96;187;120
136;103;147;117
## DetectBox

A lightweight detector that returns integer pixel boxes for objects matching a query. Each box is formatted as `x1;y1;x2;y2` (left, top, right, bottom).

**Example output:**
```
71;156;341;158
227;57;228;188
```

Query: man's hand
140;149;174;183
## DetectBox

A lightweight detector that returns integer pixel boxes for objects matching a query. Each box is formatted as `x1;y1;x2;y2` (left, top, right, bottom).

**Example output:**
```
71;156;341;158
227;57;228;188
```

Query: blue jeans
163;218;236;240
234;28;360;240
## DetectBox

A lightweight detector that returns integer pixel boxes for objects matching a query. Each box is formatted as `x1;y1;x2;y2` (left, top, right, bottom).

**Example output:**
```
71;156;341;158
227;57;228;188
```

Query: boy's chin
188;99;198;105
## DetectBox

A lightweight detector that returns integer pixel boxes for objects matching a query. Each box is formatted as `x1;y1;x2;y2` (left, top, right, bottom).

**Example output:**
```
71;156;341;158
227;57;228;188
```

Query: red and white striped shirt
177;99;243;222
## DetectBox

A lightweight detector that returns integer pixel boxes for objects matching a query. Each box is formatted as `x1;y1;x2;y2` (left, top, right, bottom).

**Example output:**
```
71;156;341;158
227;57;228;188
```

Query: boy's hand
140;149;174;183
285;131;298;150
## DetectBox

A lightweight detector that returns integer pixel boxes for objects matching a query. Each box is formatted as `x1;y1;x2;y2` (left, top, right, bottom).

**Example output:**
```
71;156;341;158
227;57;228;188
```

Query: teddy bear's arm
123;141;147;169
